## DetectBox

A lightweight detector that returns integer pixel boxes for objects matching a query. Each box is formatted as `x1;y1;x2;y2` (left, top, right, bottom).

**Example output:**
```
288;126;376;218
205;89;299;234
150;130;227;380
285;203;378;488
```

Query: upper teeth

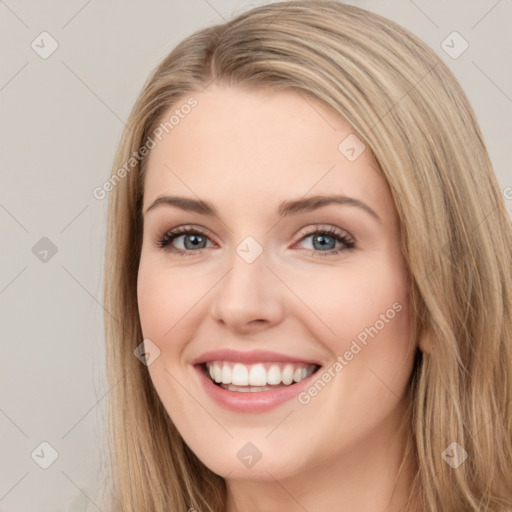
205;361;317;386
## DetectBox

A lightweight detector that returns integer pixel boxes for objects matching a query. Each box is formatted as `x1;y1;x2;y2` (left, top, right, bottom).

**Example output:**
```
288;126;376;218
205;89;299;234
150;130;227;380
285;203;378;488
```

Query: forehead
142;84;389;215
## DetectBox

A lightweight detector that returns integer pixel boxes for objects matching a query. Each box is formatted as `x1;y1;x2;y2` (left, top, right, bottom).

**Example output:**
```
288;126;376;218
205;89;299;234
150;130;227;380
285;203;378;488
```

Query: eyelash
155;225;356;258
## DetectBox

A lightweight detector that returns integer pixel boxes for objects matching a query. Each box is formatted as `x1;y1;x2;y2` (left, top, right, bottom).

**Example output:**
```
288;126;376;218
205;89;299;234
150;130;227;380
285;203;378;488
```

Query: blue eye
156;225;355;257
296;227;355;256
157;228;214;254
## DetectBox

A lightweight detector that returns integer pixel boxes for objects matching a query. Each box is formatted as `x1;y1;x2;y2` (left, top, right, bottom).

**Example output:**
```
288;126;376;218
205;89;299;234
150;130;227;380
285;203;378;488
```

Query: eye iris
313;234;335;251
184;234;206;250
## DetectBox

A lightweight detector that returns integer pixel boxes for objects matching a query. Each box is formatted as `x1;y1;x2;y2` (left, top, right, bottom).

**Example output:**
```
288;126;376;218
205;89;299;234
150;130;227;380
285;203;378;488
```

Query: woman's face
137;83;417;483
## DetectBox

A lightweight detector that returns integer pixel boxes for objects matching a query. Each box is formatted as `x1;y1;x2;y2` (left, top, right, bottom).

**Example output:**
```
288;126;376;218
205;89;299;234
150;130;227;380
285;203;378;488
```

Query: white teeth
281;364;294;385
205;361;318;388
213;363;222;383
221;364;231;384
267;365;281;385
232;363;249;386
249;364;267;386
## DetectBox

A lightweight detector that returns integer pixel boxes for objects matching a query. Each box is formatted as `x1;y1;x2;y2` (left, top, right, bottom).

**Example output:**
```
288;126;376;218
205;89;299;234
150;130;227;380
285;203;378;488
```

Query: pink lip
193;359;321;414
192;349;319;366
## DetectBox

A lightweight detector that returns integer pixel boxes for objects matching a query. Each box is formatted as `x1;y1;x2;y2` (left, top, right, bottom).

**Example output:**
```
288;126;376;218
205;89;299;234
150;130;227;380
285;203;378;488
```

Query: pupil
185;234;205;250
313;234;334;251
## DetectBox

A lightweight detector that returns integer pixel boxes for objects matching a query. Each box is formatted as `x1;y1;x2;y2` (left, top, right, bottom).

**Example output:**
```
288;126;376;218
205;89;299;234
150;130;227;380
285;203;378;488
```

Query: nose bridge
210;235;283;328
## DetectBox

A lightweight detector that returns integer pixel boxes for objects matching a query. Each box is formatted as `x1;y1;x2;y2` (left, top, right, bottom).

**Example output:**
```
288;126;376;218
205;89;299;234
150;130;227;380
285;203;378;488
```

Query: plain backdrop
0;0;511;510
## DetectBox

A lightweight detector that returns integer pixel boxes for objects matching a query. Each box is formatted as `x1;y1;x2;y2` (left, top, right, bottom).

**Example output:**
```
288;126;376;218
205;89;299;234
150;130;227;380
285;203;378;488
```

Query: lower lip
194;364;319;413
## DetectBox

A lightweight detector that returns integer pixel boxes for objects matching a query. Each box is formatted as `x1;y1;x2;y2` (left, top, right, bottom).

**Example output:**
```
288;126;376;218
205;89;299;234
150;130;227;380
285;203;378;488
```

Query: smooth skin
137;83;420;512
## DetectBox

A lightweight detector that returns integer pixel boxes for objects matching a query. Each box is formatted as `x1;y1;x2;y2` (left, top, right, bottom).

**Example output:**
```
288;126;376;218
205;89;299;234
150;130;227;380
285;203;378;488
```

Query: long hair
102;1;512;510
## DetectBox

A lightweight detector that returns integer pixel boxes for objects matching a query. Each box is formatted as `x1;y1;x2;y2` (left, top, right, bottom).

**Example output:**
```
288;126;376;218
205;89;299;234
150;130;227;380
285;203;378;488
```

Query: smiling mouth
200;361;321;392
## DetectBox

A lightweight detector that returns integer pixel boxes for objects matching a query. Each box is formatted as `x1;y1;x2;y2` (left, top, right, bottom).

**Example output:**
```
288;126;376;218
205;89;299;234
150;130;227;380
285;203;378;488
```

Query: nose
210;246;285;334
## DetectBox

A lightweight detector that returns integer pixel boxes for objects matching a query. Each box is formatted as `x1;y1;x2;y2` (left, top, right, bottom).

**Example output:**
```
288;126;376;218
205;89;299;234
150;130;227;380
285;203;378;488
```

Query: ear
417;324;433;355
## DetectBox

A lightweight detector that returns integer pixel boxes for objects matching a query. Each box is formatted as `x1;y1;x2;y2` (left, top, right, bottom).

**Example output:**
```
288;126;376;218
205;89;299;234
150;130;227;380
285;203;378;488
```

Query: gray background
0;0;510;510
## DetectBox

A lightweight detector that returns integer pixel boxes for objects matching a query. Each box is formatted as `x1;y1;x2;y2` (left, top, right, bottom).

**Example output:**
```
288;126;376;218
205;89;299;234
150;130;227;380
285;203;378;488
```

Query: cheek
136;254;209;343
137;264;174;341
288;266;414;449
136;258;201;410
327;267;414;406
289;256;411;352
292;258;415;418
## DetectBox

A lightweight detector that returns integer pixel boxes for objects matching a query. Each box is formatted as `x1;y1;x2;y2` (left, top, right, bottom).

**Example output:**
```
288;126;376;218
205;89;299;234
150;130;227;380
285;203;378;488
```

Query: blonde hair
102;1;512;510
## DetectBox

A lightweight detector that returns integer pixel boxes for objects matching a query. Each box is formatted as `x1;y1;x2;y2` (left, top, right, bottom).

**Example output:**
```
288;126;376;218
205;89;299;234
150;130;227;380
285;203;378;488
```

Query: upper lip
192;349;321;366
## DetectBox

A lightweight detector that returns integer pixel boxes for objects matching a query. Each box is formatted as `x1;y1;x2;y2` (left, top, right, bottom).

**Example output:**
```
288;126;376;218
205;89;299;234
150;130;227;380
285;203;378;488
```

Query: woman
103;1;512;510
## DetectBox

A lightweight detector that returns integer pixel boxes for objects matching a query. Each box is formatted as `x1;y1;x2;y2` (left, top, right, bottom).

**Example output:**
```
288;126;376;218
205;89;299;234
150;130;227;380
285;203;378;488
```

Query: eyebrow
144;194;381;223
